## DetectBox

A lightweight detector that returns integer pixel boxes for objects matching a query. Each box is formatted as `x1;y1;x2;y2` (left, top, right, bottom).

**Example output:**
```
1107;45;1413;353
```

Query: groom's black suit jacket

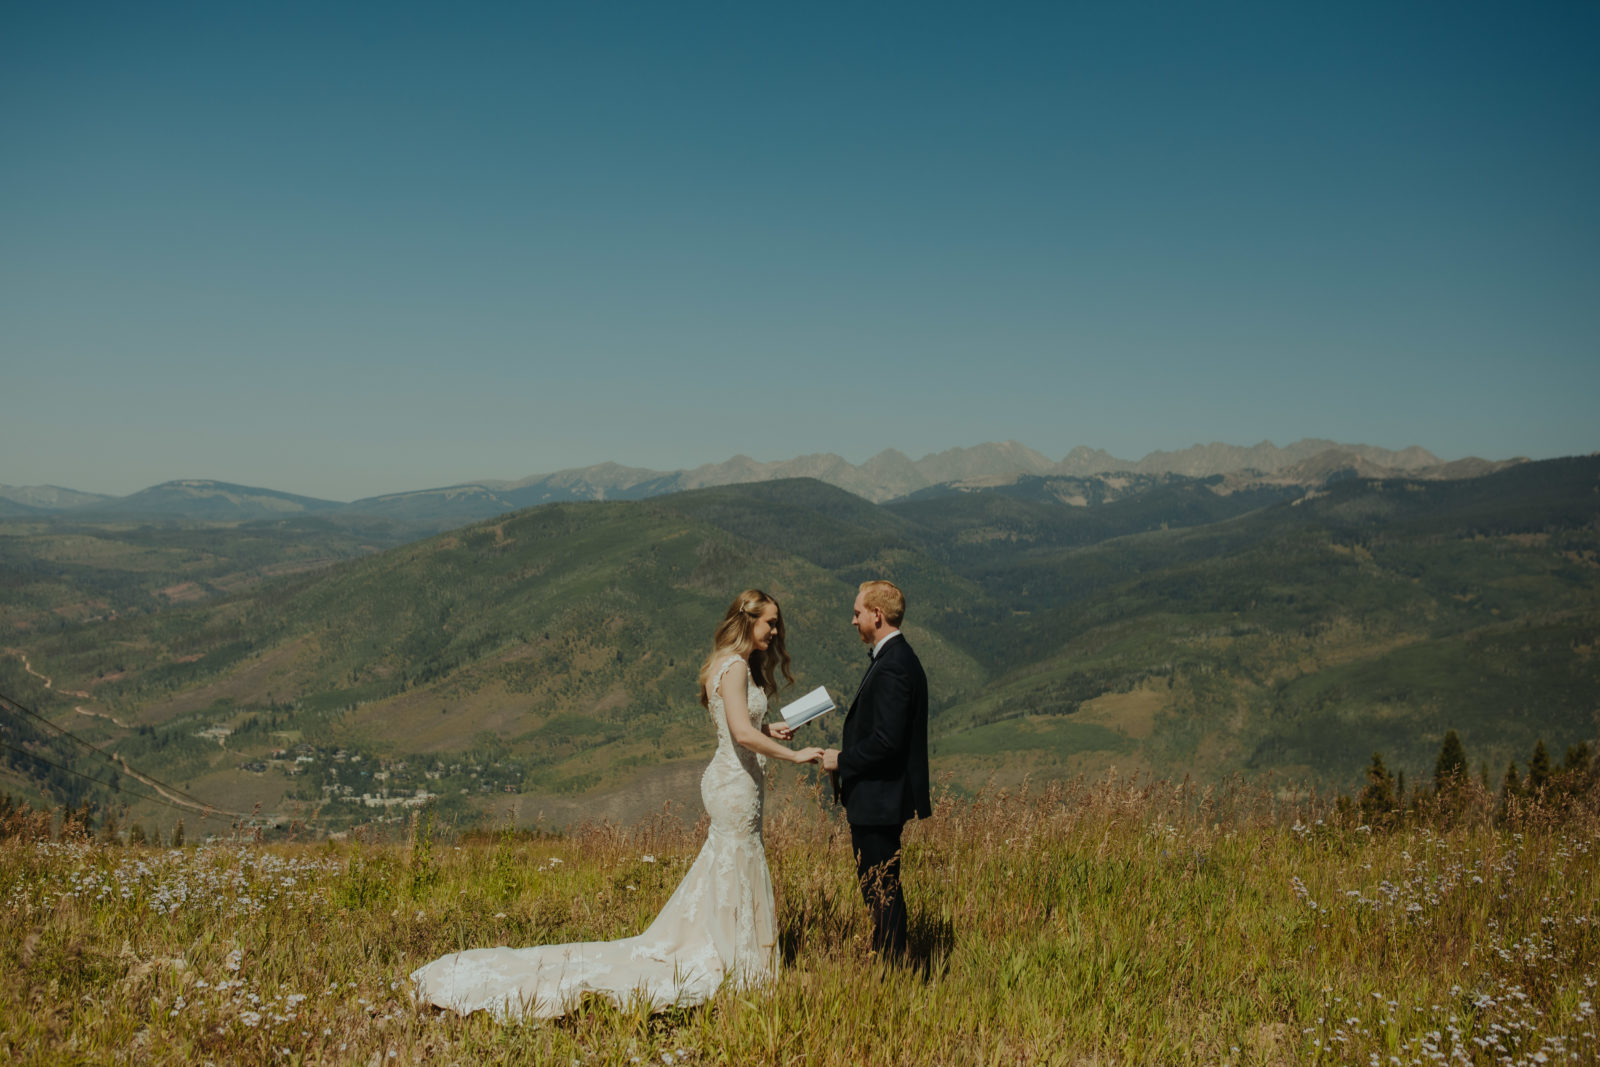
837;633;932;826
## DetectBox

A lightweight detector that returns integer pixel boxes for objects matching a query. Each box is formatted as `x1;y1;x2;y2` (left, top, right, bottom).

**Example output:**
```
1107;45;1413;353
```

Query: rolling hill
2;456;1595;832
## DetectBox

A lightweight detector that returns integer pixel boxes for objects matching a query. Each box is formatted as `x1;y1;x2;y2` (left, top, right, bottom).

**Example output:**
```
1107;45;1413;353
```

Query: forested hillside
2;457;1596;833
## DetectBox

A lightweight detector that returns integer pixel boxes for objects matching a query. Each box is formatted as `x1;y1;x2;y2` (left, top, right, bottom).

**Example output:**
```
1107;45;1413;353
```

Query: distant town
229;737;532;813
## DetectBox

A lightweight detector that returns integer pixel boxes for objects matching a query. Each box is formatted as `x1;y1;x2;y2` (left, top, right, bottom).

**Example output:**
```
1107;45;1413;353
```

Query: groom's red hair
857;580;905;627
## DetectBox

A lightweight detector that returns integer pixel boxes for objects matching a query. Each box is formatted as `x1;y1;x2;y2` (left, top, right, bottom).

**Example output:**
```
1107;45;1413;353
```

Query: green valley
2;457;1596;836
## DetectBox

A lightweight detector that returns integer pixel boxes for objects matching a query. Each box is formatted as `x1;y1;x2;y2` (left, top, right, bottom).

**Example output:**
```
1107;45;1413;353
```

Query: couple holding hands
412;581;932;1022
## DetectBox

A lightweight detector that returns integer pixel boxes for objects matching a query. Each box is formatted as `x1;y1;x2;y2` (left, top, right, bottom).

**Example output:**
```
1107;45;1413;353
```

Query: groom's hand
821;748;839;772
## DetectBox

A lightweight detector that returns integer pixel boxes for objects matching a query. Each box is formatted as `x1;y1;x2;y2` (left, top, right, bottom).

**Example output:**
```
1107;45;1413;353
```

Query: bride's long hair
698;589;795;707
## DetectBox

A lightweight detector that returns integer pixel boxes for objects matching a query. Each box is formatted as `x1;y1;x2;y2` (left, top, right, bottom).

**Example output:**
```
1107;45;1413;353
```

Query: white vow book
780;685;836;729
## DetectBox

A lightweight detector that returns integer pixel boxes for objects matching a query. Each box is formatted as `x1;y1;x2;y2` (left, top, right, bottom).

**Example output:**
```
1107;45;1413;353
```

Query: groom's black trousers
850;822;908;960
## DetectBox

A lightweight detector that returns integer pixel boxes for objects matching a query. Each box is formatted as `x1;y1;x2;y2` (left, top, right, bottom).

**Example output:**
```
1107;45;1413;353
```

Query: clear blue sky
4;2;1596;500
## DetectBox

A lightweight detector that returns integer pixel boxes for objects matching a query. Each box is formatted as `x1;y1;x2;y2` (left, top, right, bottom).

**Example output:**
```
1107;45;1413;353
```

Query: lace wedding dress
410;655;779;1021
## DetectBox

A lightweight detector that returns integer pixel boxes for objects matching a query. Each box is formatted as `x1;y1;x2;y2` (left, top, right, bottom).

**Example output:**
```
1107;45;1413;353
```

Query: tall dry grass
3;773;1596;1065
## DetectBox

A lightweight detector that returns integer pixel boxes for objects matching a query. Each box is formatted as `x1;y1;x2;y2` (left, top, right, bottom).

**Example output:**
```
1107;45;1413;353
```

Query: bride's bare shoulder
708;655;746;695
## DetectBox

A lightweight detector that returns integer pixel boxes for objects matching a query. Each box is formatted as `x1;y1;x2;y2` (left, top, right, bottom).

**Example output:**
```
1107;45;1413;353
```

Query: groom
822;579;931;963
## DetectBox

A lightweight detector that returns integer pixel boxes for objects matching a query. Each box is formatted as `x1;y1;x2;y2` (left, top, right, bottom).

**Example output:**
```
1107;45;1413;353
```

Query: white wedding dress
410;655;779;1021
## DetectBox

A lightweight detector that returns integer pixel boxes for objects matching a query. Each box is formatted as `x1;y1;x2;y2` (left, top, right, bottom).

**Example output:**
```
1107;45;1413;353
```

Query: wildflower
642;854;656;863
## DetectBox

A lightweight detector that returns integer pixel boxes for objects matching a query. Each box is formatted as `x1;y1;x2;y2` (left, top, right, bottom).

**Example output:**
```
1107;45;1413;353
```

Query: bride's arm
720;660;821;764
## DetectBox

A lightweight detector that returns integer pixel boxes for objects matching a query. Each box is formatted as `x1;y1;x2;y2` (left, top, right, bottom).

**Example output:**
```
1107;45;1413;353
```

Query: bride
411;589;823;1021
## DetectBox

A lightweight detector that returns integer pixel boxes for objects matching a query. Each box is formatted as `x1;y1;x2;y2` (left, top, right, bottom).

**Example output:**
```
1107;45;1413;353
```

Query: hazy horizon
0;435;1567;504
6;4;1596;500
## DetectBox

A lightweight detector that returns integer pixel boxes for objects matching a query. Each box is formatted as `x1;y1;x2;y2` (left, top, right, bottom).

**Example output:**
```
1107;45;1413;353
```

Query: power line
0;687;363;832
0;738;226;821
0;686;221;811
0;689;299;823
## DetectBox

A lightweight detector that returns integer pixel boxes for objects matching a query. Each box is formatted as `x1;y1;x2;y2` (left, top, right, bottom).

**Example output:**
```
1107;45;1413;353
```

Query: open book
780;685;836;730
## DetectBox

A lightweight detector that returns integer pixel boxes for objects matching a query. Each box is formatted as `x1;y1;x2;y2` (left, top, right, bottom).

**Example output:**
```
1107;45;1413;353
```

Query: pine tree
1434;730;1468;791
129;823;147;845
171;819;185;848
1560;742;1591;793
1568;742;1593;777
1359;752;1399;827
1528;740;1552;795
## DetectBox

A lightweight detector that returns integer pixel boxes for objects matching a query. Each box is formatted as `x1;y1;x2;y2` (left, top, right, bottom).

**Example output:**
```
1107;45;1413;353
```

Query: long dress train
409;655;778;1021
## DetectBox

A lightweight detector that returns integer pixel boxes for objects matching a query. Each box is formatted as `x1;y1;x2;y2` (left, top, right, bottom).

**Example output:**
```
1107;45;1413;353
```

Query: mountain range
0;438;1520;526
2;450;1593;832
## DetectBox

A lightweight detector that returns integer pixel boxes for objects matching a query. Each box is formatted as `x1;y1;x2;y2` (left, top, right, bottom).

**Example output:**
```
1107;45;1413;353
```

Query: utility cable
0;691;299;823
0;686;224;811
0;737;228;821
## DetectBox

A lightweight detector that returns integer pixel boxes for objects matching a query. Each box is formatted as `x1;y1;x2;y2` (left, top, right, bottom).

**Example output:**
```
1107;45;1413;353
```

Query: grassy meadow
4;772;1597;1066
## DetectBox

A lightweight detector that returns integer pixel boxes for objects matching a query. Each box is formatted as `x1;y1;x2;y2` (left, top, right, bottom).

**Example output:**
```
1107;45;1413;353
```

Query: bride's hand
791;746;825;764
766;722;795;741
